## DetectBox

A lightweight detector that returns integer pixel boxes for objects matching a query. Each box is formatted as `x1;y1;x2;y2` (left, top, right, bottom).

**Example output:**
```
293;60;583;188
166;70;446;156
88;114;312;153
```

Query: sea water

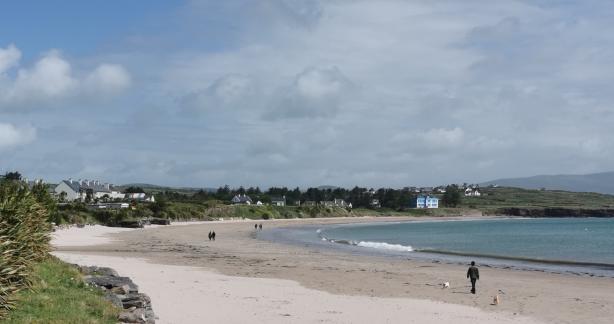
320;218;614;267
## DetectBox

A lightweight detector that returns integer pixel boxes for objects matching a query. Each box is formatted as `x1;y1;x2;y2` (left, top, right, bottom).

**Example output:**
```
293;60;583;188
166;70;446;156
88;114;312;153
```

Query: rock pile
78;265;156;323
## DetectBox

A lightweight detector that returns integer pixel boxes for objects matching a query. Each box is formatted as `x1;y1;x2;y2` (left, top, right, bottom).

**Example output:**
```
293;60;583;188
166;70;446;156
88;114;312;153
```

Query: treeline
156;185;463;209
0;179;52;318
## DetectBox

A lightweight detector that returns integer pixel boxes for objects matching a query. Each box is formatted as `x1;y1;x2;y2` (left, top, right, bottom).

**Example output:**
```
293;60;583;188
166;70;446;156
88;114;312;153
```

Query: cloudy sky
2;0;614;188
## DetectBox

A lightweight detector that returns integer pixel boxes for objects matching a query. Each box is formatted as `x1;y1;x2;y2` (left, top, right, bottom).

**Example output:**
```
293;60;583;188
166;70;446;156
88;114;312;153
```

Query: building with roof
54;179;125;202
415;195;439;209
464;188;481;197
271;196;286;207
370;199;381;208
231;194;253;205
125;192;155;202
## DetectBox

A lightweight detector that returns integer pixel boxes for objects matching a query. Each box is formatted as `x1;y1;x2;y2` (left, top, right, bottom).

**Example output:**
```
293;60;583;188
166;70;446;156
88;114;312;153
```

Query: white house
231;194;252;205
464;188;481;197
125;192;155;202
333;198;348;207
415;196;439;209
271;196;286;207
54;180;81;201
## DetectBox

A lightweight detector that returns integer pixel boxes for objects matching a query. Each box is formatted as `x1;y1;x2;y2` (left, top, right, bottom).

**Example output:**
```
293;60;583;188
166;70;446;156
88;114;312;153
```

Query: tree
148;196;168;216
85;189;94;203
442;185;461;207
3;171;22;181
124;186;145;193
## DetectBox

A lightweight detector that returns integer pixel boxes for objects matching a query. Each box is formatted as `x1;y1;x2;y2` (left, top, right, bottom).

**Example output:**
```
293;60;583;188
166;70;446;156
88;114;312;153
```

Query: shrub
0;181;51;318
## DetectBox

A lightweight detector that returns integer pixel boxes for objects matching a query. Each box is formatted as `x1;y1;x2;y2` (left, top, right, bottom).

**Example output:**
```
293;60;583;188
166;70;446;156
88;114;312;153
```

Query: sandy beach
52;217;614;324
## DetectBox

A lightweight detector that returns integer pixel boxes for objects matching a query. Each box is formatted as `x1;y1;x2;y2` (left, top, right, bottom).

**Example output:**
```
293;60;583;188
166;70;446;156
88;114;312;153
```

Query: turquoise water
320;218;614;266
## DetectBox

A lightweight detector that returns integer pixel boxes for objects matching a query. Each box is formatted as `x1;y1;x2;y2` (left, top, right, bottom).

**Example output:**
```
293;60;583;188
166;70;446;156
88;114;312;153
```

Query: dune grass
5;256;119;324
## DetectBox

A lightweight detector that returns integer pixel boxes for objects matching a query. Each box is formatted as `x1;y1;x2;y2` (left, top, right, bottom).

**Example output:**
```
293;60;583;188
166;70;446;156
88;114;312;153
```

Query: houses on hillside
53;179;155;203
54;179;126;202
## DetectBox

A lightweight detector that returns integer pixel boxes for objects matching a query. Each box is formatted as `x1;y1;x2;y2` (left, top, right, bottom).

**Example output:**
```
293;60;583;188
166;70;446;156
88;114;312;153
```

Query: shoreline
262;218;614;278
53;216;614;323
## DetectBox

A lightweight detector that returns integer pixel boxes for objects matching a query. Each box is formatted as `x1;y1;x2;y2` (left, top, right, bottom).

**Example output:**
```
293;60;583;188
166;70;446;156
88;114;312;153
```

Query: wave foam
355;241;413;252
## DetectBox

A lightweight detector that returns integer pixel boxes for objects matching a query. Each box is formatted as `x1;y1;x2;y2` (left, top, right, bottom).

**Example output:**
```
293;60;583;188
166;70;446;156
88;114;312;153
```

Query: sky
2;0;614;189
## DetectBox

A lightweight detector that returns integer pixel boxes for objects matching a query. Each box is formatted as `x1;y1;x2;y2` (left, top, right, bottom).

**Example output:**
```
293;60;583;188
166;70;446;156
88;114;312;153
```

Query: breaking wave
317;230;413;252
355;241;414;252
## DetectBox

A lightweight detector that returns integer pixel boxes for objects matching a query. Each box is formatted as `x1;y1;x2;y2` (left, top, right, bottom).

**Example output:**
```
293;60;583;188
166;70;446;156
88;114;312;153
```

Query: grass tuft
5;256;119;324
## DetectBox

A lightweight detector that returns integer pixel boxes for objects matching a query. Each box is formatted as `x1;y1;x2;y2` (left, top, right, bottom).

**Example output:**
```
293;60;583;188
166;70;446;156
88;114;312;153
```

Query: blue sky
2;0;614;188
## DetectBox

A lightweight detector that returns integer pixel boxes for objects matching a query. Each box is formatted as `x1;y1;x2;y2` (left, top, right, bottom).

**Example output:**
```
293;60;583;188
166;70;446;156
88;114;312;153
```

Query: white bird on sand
442;282;450;289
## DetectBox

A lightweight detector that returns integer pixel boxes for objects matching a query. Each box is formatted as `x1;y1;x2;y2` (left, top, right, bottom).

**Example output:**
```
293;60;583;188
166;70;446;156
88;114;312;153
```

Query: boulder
118;308;146;323
84;275;138;293
121;293;151;309
103;291;123;308
111;284;131;295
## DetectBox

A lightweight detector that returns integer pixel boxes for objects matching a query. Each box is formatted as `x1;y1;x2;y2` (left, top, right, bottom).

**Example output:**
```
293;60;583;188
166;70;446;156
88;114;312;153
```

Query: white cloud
0;123;36;150
0;44;21;74
0;45;131;109
10;50;78;101
9;1;614;187
85;64;132;94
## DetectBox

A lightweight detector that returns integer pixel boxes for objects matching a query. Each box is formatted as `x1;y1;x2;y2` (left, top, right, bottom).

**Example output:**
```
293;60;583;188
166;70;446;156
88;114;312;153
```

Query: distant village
229;185;482;209
4;172;484;211
21;178;156;211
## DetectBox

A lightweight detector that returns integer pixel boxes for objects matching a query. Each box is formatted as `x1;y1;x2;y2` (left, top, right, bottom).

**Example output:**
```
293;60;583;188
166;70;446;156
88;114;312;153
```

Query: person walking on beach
259;223;262;230
467;261;479;294
211;231;216;241
208;231;212;241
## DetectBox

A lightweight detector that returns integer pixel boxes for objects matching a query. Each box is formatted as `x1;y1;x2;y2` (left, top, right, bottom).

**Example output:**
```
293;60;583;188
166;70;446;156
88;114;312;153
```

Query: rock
84;275;139;293
116;220;144;228
121;293;151;309
118;308;146;323
79;265;119;277
77;264;155;323
103;291;123;308
111;284;131;295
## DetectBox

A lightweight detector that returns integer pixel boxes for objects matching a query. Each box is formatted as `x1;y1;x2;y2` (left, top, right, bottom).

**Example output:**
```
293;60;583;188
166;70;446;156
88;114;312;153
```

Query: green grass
5;257;119;324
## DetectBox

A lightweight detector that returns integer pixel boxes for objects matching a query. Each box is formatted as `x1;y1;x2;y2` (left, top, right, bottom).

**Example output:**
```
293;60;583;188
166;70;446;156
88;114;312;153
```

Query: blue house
415;195;439;209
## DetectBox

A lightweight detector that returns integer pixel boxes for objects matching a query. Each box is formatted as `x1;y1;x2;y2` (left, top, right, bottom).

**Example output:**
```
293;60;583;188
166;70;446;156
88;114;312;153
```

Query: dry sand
52;217;614;324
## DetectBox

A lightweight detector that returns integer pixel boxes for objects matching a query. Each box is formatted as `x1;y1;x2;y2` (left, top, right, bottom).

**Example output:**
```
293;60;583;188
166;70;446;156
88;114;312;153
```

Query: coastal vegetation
0;178;120;322
0;179;51;318
47;183;614;226
461;186;614;209
4;257;119;324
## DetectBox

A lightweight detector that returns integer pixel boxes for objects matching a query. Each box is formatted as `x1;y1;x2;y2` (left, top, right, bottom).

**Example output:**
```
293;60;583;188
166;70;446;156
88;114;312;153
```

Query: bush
0;181;51;318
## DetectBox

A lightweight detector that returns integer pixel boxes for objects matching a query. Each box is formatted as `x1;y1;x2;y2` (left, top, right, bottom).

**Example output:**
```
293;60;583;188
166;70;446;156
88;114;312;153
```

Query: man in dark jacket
467;261;479;294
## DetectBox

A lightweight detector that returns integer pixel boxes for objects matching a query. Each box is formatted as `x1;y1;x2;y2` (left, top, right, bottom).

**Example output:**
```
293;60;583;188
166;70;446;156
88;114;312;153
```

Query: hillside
482;171;614;195
462;186;614;210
